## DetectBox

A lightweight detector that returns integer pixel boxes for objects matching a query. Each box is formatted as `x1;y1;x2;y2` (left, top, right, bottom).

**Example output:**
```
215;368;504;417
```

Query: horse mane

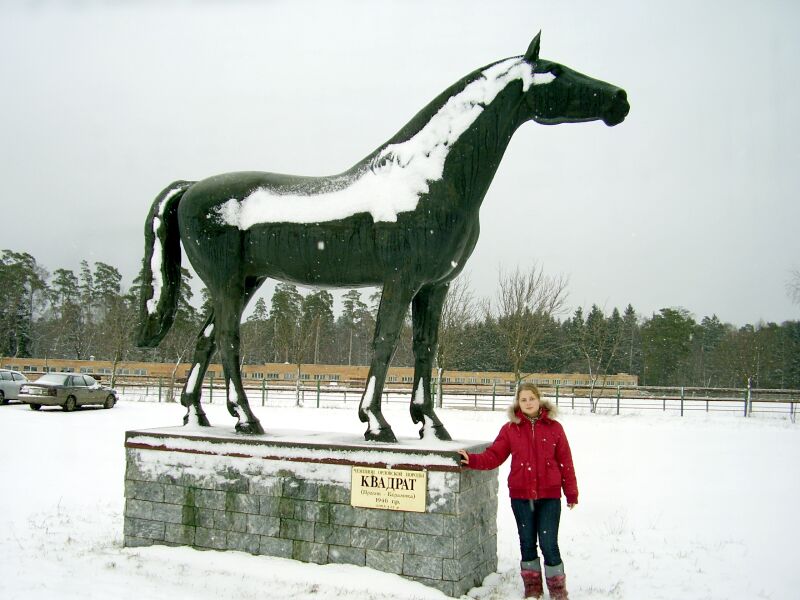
364;56;526;161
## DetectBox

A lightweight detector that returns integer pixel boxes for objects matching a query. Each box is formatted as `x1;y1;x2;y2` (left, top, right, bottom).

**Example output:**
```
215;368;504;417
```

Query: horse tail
136;180;194;348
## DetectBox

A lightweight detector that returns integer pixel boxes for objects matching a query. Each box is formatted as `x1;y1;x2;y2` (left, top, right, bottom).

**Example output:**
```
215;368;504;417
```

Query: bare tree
491;264;568;384
788;268;800;306
573;305;623;412
435;274;477;406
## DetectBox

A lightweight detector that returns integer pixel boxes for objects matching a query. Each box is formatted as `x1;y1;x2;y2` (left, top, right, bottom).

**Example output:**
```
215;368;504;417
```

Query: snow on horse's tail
136;180;194;348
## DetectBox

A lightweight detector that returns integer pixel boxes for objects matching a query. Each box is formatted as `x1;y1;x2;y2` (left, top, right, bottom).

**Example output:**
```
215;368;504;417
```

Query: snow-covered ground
0;399;797;599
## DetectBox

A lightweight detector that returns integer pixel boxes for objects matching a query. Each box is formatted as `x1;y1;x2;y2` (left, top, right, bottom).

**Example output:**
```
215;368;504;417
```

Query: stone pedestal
123;427;497;597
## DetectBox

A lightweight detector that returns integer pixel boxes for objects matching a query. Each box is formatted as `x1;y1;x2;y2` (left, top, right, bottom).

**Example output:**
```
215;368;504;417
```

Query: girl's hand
567;503;577;510
457;450;470;466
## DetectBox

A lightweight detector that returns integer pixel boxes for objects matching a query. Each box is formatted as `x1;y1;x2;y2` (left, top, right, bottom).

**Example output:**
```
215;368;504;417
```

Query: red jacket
467;408;578;504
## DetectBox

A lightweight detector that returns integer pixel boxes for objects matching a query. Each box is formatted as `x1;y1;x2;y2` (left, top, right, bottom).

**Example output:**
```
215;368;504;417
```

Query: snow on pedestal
123;427;497;597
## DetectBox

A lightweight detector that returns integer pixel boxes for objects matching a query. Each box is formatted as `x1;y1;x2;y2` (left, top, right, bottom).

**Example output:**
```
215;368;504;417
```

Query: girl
458;383;577;599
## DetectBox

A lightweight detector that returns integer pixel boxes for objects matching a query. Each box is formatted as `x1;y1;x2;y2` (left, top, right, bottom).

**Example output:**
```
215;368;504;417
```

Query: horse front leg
409;284;452;441
180;311;215;427
358;282;416;443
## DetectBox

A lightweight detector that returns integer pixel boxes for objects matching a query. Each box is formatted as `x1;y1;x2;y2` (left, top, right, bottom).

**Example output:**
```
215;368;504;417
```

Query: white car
0;369;29;404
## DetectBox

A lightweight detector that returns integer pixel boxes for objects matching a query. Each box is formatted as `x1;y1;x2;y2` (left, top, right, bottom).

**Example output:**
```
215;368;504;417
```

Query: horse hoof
419;423;452;441
364;426;398;443
236;420;265;435
183;411;211;427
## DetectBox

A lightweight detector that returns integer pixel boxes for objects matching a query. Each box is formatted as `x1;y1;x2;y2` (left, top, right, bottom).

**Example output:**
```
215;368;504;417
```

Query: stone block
181;505;198;527
258;496;281;516
280;518;315;542
283;478;319;501
124;517;165;541
165;523;195;545
247;514;280;536
318;484;350;504
350;527;388;551
314;523;352;546
227;531;261;554
455;528;479;559
151;502;184;524
366;510;405;531
294;500;329;523
214;510;247;533
330;504;367;527
195;489;227;511
125;499;153;520
195;527;226;550
278;498;298;518
250;476;282;496
259;535;293;558
402;554;443;580
405;575;454;597
292;540;328;564
212;469;249;493
328;545;366;566
388;531;454;559
194;508;216;529
366;549;403;574
125;480;165;503
404;512;444;535
442;557;464;582
226;492;259;514
164;484;190;505
124;535;154;548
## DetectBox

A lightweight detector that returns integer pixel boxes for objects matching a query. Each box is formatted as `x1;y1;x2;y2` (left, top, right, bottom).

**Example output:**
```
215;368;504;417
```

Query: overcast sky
1;0;798;326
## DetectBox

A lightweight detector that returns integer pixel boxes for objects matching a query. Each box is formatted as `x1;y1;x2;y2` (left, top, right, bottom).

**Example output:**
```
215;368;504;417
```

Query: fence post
571;387;574;410
745;378;752;417
706;397;709;412
158;377;162;403
555;384;559;407
662;394;666;412
261;379;266;406
491;382;496;411
680;386;684;417
616;385;620;415
209;374;214;404
316;380;321;408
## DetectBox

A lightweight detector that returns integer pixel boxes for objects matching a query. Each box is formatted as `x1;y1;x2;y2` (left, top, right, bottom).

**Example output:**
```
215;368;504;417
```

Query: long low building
1;356;638;391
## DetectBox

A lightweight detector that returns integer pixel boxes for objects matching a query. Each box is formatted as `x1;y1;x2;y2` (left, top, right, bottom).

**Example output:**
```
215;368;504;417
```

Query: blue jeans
511;498;562;566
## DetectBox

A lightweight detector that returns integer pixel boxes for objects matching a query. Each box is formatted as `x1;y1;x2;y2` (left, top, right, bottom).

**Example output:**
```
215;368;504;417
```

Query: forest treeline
2;249;799;389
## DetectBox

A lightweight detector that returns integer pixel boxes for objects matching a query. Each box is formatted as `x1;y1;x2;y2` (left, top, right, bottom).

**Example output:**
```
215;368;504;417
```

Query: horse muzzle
603;89;630;126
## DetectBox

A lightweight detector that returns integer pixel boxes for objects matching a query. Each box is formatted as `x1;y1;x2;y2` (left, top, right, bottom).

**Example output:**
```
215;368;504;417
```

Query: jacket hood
507;405;553;424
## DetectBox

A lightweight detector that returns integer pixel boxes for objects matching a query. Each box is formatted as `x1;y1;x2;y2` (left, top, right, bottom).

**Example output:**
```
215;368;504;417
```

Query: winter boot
544;562;568;600
520;558;543;598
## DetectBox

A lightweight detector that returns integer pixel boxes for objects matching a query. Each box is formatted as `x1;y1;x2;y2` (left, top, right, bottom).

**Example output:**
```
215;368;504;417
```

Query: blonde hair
511;382;558;419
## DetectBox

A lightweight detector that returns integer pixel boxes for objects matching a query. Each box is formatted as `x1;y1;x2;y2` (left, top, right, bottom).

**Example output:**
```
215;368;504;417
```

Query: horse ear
524;31;541;62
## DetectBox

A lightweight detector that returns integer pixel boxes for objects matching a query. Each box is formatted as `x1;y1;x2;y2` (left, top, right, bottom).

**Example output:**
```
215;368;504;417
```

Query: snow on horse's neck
217;58;554;230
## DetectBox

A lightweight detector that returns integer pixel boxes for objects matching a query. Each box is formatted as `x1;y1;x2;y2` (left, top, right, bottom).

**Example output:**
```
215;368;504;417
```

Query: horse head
521;32;629;127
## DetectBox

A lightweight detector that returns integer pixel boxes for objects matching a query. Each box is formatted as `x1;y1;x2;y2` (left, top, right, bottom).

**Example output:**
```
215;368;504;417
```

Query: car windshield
33;373;70;385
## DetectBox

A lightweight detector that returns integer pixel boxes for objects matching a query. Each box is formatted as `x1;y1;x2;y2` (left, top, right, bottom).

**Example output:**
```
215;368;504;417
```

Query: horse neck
438;84;527;208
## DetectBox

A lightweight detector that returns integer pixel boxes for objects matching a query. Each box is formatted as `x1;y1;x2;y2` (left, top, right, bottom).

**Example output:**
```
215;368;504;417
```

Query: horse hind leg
180;311;216;427
215;280;265;435
409;284;452;441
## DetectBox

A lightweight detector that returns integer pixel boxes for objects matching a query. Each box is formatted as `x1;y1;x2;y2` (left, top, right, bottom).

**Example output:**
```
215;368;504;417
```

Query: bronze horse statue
137;33;629;442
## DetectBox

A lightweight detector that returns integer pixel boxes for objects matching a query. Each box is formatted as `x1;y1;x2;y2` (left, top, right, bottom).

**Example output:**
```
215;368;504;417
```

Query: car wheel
29;403;41;411
64;396;77;412
0;390;6;405
103;395;116;409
